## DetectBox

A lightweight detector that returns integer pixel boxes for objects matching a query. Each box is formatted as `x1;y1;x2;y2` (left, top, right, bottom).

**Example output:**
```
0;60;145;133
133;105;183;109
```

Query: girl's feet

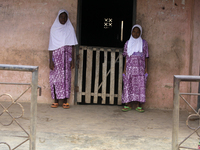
63;103;70;109
136;107;145;113
51;103;58;108
122;106;131;112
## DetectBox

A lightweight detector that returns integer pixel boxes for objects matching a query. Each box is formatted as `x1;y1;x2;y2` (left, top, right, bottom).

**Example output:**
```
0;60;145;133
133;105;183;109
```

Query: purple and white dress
49;45;72;99
122;40;149;103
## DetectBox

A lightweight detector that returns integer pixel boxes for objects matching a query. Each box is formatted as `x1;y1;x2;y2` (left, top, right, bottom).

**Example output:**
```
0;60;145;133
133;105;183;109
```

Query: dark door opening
80;0;135;48
75;0;136;105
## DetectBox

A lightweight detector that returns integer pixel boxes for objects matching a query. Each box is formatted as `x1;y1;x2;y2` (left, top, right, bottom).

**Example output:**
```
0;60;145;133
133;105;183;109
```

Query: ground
0;102;199;150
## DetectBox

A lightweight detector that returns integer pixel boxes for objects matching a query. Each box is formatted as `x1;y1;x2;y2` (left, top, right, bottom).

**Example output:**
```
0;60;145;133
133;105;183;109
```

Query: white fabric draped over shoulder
48;9;78;51
127;24;143;56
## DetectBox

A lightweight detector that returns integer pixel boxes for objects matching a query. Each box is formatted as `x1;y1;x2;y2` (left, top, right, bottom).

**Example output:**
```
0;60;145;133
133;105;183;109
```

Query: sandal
51;103;58;108
63;103;70;109
136;107;145;113
122;106;131;112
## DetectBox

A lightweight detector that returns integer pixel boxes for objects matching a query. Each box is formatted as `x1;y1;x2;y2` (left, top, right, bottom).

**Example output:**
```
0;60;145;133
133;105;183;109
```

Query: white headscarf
48;9;78;51
127;24;143;56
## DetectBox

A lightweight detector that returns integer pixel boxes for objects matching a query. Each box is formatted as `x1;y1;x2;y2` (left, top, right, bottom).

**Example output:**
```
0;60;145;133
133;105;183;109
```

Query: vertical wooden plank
77;49;83;102
85;49;93;103
102;50;107;104
94;50;100;103
118;52;123;105
110;52;115;104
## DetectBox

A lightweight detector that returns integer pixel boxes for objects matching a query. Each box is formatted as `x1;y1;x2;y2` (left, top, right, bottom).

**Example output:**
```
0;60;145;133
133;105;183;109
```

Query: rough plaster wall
190;0;200;109
0;0;198;109
137;0;193;109
0;0;78;105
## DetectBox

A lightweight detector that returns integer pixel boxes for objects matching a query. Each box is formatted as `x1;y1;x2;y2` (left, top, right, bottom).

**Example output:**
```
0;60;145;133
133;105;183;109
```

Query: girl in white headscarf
122;24;149;112
48;9;78;109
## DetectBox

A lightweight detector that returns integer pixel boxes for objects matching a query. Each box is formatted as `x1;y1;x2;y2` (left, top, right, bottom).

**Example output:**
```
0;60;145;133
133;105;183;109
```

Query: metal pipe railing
172;75;200;150
0;64;39;150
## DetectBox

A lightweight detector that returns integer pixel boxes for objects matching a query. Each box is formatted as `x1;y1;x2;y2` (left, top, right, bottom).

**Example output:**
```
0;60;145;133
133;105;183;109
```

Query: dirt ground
0;102;199;150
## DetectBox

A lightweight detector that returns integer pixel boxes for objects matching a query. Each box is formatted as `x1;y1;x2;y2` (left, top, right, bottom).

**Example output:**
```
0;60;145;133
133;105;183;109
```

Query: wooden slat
81;92;118;97
102;51;107;104
110;52;115;104
85;49;93;103
118;53;123;105
79;46;122;52
94;51;100;103
77;49;84;102
77;46;123;105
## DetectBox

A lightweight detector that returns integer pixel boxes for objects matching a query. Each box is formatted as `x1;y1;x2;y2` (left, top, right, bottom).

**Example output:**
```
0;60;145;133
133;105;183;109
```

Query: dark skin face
59;12;68;25
131;27;141;39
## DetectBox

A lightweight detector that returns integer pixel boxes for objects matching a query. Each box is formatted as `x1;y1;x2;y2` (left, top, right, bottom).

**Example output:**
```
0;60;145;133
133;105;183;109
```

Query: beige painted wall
0;0;200;109
190;0;200;109
137;0;200;109
0;0;78;105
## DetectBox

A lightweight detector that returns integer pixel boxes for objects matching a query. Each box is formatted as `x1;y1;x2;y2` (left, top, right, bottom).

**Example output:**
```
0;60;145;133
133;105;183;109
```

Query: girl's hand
145;68;148;74
70;61;75;69
49;61;54;70
123;70;126;75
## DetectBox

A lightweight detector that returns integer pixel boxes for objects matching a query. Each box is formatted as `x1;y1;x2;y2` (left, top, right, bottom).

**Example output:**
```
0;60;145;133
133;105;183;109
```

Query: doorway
75;0;136;105
80;0;135;48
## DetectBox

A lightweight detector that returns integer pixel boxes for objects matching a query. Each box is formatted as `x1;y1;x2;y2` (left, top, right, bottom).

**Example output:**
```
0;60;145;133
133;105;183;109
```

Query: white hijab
127;25;143;56
48;9;78;51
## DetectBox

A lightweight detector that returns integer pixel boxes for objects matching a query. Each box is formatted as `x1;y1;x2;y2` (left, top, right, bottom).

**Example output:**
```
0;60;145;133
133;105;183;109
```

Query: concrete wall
137;0;200;109
0;0;200;109
0;0;78;105
190;0;200;109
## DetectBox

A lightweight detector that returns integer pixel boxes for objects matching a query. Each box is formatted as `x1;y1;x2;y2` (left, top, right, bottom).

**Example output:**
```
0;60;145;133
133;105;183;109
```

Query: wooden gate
76;46;123;105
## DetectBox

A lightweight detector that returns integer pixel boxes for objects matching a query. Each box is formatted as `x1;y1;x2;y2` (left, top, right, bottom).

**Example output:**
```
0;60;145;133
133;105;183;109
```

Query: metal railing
172;75;200;150
0;64;40;150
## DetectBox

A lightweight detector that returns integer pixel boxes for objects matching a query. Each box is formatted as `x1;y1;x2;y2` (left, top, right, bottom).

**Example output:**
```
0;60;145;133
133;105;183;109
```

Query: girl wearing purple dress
122;25;148;112
48;9;78;108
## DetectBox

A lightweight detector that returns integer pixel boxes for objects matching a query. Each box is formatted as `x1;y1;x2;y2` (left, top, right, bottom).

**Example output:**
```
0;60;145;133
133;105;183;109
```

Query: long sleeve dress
122;39;148;103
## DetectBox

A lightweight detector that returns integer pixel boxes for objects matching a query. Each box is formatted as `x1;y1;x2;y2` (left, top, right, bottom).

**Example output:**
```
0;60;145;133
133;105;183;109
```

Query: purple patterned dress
122;39;148;104
49;45;72;99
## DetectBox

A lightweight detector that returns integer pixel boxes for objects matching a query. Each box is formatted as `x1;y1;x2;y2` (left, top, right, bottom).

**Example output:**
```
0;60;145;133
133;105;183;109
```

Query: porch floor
0;102;198;150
